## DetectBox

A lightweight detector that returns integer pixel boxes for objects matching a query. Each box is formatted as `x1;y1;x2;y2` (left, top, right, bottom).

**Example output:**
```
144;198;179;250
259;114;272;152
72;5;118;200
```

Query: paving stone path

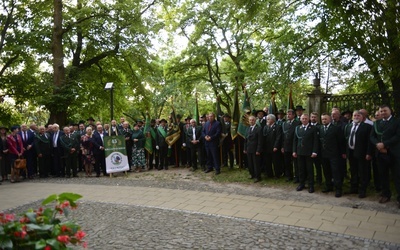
1;173;400;249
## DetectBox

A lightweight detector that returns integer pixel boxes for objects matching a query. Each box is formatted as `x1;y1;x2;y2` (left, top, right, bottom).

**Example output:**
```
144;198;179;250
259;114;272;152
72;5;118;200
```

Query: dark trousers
222;142;234;168
64;152;78;177
148;148;158;169
206;145;220;172
158;146;168;169
234;137;247;168
283;151;294;180
371;154;381;191
126;145;133;170
321;156;343;191
247;152;261;180
189;146;200;169
38;154;51;178
24;149;36;177
94;152;106;176
263;152;283;177
313;156;322;184
297;155;314;187
52;147;63;176
186;147;192;166
199;144;206;170
376;151;400;201
348;150;370;194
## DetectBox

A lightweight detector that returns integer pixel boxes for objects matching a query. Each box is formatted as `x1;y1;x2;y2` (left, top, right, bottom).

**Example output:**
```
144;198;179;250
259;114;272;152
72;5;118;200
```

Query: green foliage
0;193;86;250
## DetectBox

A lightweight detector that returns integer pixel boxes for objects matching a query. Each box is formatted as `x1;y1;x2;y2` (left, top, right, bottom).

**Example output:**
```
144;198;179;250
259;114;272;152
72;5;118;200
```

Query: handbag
14;158;27;169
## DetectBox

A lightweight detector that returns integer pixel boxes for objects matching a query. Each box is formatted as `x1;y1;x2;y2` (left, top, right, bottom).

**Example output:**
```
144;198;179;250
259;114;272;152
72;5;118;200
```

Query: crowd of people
0;104;399;209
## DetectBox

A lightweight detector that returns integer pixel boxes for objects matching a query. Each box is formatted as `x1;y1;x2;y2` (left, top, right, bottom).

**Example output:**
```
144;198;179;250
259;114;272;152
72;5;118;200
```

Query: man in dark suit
292;114;319;193
255;110;266;128
344;110;373;198
121;121;133;171
156;119;169;170
92;124;108;177
276;110;286;126
34;126;51;178
50;123;64;177
202;112;222;174
262;114;283;178
281;109;300;182
59;126;80;178
295;105;305;121
221;114;234;169
19;124;36;178
310;112;323;185
185;119;203;171
370;105;400;206
244;116;263;182
319;113;346;197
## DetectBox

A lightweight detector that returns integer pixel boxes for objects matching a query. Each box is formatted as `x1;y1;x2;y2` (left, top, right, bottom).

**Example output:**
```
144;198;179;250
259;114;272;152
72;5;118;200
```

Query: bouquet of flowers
0;193;87;249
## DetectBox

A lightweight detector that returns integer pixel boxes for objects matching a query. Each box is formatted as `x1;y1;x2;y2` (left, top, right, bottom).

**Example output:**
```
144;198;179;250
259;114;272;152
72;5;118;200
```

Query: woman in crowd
81;126;95;177
7;126;24;183
0;126;10;182
131;123;145;172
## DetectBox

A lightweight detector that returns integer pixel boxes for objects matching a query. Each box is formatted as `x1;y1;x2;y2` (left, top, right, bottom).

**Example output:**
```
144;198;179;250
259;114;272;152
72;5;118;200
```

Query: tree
311;0;400;112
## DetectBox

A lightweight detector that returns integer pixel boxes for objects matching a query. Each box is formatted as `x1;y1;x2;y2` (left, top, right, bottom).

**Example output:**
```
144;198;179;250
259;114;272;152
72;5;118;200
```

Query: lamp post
104;82;114;121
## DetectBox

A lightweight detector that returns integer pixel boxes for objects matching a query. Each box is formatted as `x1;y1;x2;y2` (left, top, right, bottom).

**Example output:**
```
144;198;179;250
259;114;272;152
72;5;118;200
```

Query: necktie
324;125;327;133
209;122;212;131
24;132;27;142
53;132;58;147
251;126;254;131
349;123;358;147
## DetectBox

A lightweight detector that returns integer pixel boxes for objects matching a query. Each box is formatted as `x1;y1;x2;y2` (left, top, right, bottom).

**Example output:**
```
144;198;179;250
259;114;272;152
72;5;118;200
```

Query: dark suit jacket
344;122;372;158
202;120;221;147
318;124;345;158
35;133;52;156
262;123;282;153
59;133;80;158
282;119;300;152
19;130;35;150
186;126;203;148
244;124;263;153
156;126;168;148
92;131;108;155
293;124;319;156
50;130;65;157
370;117;400;152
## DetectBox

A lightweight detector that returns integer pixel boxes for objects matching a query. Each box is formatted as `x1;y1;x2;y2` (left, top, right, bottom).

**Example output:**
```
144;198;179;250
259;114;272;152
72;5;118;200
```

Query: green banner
104;135;130;173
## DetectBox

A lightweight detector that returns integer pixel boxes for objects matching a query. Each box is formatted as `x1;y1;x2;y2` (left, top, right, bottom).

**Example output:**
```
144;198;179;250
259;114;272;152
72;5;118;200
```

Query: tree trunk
49;0;67;125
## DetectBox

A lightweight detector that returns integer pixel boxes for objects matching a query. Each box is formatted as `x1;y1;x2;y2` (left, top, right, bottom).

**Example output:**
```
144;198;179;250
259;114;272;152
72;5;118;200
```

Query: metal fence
322;91;396;116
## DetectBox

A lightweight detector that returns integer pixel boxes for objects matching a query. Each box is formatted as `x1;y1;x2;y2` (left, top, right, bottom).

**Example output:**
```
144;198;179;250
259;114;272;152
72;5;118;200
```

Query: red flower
44;245;52;250
5;214;15;222
57;235;70;244
61;225;70;232
75;230;86;240
60;201;70;209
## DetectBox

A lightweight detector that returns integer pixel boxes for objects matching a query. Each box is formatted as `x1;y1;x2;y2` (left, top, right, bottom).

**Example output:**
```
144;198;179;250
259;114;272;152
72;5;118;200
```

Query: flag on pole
268;90;278;115
238;89;250;138
144;111;154;154
287;86;294;111
231;88;240;140
194;93;199;123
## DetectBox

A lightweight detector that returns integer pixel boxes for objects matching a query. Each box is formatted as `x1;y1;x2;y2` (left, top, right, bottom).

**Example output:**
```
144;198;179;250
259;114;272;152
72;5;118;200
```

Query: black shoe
285;178;293;182
73;175;78;178
204;169;213;173
335;191;342;198
309;187;315;193
296;185;305;191
254;178;261;183
379;196;390;203
215;171;221;175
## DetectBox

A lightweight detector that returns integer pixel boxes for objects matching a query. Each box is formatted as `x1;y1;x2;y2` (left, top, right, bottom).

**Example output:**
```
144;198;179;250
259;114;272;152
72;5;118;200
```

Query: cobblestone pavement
8;201;398;250
1;169;400;249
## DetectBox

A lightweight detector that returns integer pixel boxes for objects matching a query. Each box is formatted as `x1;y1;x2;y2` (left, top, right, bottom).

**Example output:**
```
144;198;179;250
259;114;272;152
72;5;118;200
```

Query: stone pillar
307;76;330;115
